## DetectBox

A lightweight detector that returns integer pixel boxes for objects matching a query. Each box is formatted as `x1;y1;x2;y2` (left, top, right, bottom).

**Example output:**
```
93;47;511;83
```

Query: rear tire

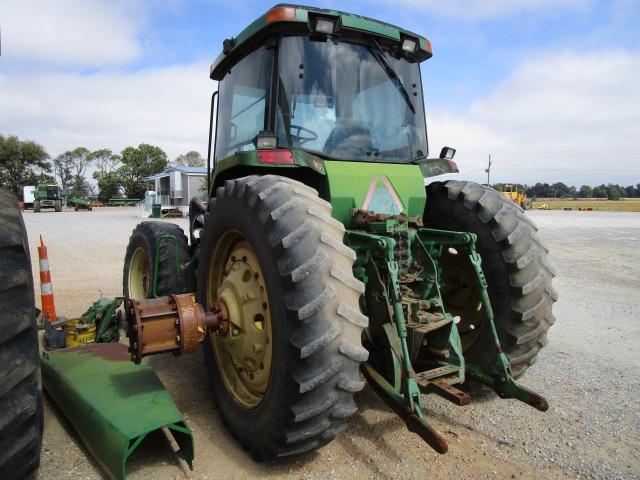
123;222;190;299
198;175;368;460
0;190;43;479
424;181;557;383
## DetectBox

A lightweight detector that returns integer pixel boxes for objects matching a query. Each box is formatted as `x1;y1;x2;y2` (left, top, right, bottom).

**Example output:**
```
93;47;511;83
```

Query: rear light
257;150;294;164
266;6;296;24
423;38;433;56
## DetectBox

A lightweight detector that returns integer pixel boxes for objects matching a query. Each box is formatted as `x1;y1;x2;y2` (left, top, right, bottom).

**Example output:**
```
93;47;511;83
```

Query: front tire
122;222;190;299
198;175;368;460
424;181;557;382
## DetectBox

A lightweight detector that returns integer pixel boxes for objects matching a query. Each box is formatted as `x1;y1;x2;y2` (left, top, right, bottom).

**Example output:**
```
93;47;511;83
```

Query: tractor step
415;364;460;383
421;379;471;406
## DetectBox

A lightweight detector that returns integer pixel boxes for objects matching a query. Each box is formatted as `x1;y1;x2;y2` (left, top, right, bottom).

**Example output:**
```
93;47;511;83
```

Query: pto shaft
125;294;227;364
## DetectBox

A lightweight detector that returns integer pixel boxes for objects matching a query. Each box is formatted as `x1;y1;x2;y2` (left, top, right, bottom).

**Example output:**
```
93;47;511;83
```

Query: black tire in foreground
424;180;557;384
0;190;43;479
122;222;190;300
198;175;368;460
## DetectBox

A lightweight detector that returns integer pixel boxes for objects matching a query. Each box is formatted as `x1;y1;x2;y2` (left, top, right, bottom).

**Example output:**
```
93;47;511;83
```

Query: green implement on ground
108;198;141;206
122;3;557;461
69;195;93;211
41;343;194;479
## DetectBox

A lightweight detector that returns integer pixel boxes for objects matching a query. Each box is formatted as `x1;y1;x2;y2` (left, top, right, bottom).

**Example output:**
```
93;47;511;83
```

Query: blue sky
1;0;639;185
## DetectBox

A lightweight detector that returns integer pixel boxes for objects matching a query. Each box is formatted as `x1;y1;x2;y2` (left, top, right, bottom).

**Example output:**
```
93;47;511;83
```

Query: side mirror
439;146;456;160
417;146;459;178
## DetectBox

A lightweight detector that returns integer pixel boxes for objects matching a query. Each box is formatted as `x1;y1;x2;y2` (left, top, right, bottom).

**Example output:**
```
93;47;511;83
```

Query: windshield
276;36;428;163
46;187;59;198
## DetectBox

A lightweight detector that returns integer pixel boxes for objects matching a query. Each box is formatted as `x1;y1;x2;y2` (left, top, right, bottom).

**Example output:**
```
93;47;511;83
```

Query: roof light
254;132;278;150
315;18;335;34
401;38;417;53
266;6;296;24
257;150;294;164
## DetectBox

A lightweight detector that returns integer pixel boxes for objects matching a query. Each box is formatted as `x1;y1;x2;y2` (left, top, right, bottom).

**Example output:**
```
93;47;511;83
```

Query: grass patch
532;198;640;212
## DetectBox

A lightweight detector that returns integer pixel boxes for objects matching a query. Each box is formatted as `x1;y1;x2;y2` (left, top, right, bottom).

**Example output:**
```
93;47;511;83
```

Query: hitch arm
417;228;549;412
465;236;549;412
361;362;448;454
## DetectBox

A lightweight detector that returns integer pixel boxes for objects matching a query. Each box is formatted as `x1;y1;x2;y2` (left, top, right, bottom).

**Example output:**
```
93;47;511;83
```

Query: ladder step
415;365;459;382
421;379;471;406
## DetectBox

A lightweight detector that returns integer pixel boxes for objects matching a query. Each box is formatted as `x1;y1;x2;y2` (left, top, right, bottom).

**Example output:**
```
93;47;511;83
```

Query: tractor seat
323;124;373;158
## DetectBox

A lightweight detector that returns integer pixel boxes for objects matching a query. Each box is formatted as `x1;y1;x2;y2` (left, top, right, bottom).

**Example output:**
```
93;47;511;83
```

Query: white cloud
0;63;215;159
0;0;142;66
427;49;640;185
376;0;591;21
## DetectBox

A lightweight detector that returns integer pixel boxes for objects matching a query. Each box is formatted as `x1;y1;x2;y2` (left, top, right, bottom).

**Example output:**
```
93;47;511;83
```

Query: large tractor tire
424;181;557;384
198;175;368;460
123;222;190;300
0;190;43;479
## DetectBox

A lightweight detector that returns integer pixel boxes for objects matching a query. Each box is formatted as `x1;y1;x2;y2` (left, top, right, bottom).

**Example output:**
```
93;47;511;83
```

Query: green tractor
123;4;556;459
33;183;63;212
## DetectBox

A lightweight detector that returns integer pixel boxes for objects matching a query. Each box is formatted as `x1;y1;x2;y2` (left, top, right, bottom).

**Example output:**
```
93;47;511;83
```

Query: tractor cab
38;184;61;199
207;4;457;197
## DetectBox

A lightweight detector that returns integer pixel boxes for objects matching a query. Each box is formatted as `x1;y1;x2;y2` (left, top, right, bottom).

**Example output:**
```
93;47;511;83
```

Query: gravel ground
20;207;640;479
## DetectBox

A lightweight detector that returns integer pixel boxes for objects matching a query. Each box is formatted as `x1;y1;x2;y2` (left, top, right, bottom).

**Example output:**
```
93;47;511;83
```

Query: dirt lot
22;207;640;479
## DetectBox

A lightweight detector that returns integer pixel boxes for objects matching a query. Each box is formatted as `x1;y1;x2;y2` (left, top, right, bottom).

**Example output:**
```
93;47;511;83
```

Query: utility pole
485;154;492;186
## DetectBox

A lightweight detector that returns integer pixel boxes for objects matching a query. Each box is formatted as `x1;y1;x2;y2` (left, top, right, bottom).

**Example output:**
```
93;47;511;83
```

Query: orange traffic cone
38;235;57;323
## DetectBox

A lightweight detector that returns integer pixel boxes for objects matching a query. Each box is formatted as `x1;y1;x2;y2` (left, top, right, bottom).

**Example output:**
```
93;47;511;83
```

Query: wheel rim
439;246;485;350
128;247;151;299
207;232;273;409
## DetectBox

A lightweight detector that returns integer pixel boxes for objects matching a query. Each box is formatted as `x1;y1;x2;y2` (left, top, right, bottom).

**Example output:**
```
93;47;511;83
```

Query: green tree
173;150;204;167
68;147;92;196
0;134;51;197
91;149;122;201
95;171;122;202
624;185;635;198
578;185;593;198
117;144;168;198
91;148;120;175
53;152;74;193
607;183;622;200
53;147;93;196
592;184;608;198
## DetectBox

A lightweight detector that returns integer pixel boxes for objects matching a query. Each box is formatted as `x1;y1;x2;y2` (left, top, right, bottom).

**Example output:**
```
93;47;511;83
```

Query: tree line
494;182;640;200
2;133;638;202
0;134;205;202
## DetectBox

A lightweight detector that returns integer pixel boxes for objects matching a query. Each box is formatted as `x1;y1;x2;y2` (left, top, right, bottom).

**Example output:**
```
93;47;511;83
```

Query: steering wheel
290;124;318;145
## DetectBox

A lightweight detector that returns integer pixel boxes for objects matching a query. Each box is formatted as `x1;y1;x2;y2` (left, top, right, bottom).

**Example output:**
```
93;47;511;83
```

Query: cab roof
210;4;432;80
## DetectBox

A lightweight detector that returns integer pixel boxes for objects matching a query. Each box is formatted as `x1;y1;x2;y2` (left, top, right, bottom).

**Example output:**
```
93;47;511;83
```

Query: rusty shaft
125;294;228;364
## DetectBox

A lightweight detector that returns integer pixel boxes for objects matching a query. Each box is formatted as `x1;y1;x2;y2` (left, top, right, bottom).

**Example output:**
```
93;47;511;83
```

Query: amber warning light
266;6;296;24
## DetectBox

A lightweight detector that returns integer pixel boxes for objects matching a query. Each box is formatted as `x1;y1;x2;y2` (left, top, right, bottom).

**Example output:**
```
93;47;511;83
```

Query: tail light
257;150;294;164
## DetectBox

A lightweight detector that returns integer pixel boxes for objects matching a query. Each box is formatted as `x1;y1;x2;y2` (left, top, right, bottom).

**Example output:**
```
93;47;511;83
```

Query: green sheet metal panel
41;343;193;480
210;4;431;79
324;160;426;225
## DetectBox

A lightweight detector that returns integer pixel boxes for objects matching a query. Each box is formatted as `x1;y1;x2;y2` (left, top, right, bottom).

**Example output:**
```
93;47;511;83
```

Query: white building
144;166;208;216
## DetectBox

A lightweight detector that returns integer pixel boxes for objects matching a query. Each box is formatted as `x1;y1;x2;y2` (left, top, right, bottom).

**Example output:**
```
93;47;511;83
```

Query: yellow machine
502;184;531;210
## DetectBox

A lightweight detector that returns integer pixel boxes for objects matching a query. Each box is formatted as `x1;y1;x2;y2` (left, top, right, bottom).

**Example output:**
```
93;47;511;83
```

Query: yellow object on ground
64;318;96;346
